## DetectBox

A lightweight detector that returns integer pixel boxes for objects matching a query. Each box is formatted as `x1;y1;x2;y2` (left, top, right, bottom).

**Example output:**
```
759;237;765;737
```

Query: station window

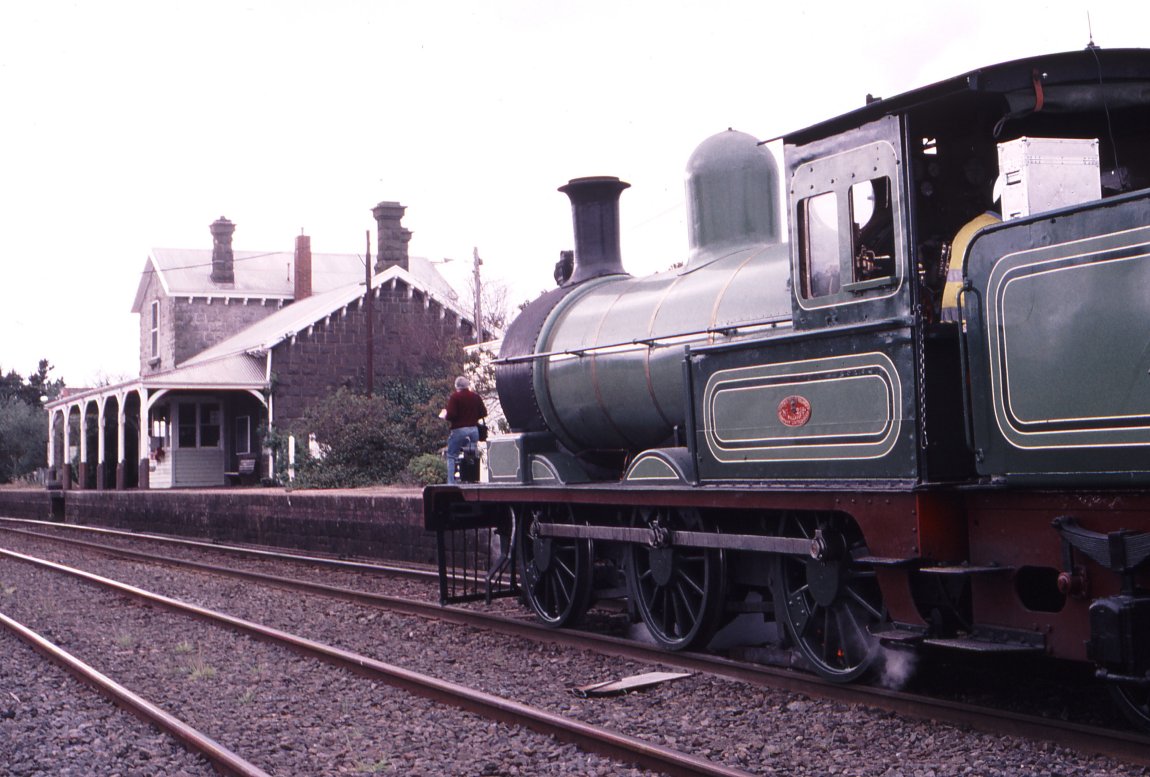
200;404;221;447
177;401;222;449
234;415;251;455
150;301;160;358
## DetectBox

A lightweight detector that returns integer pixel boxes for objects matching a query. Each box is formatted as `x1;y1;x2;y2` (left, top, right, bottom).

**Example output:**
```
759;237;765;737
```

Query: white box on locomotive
997;136;1101;220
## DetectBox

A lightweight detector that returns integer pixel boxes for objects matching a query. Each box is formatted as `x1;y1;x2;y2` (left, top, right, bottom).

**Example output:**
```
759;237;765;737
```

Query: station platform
0;485;432;564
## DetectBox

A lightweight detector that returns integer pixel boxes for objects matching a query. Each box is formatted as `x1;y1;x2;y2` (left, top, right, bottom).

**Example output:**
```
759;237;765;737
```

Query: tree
468;275;512;335
0;359;64;483
0;397;46;483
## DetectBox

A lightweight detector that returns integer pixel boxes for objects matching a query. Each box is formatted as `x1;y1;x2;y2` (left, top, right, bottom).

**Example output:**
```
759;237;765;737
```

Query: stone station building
45;203;479;490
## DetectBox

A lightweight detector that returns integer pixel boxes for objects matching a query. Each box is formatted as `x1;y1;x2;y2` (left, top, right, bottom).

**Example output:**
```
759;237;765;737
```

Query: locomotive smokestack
558;176;630;285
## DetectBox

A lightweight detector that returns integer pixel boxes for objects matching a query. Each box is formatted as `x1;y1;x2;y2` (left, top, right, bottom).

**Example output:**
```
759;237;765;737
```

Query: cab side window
792;140;902;307
798;191;840;297
850;176;895;284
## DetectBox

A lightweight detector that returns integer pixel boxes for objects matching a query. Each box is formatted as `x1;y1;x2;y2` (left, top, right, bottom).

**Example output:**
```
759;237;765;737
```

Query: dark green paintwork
964;192;1150;482
690;324;918;482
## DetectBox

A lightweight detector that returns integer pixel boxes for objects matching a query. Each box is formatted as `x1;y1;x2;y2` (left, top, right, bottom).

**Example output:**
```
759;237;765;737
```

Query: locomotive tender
426;47;1150;728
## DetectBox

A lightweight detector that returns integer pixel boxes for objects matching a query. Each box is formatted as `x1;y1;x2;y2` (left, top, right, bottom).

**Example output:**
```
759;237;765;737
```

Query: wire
139;250;293;277
1087;45;1122;177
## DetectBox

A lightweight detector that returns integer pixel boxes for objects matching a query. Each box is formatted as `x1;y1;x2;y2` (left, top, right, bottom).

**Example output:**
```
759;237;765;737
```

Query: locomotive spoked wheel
515;504;593;628
770;514;886;682
627;506;726;651
1110;683;1150;732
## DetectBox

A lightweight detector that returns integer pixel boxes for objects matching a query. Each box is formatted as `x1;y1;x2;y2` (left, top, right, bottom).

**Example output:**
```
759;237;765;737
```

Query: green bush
405;453;446;486
288;379;454;489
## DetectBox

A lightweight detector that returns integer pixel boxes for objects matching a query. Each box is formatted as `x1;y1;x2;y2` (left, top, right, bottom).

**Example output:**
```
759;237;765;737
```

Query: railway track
1;611;271;777
0;543;752;776
0;515;439;581
3;521;1148;770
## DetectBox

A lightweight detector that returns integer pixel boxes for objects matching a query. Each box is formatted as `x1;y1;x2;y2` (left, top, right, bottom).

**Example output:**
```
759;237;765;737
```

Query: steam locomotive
425;47;1150;729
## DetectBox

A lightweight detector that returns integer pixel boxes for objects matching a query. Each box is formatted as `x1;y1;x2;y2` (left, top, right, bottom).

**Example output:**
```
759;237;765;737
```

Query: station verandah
46;381;269;491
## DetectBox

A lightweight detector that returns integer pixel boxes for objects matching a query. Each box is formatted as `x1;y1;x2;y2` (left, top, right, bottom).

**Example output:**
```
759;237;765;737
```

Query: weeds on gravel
175;645;217;681
114;632;135;649
355;758;391;774
1;582;15;596
187;653;217;681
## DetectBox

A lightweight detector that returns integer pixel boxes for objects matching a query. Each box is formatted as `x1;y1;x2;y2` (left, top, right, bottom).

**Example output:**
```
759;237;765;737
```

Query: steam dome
685;128;780;268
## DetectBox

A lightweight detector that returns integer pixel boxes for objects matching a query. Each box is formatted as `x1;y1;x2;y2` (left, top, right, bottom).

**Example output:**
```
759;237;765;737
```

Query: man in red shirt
444;376;487;484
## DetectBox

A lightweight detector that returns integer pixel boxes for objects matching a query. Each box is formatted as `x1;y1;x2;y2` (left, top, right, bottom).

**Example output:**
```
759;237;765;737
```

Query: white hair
454;376;470;390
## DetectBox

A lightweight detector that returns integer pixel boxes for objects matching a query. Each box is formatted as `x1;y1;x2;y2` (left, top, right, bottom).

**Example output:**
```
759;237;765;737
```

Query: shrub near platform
405;453;446;486
292;383;449;488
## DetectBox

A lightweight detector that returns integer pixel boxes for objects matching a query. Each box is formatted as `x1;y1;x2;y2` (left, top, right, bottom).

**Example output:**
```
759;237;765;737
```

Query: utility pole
365;230;374;397
473;246;483;344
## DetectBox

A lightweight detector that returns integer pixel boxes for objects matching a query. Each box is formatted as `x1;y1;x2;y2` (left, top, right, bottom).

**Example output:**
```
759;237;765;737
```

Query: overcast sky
2;1;1146;387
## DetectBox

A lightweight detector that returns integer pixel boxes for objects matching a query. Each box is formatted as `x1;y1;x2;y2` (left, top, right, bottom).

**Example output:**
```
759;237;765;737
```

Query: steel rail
0;611;272;777
0;546;751;777
0;517;437;581
8;528;1150;766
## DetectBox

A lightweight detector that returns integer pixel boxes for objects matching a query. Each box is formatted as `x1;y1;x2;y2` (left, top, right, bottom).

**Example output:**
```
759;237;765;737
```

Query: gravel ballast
0;626;215;776
1;530;1148;775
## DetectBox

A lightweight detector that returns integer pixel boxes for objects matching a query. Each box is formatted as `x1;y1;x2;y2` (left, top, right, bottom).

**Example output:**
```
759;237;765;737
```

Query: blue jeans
446;426;479;484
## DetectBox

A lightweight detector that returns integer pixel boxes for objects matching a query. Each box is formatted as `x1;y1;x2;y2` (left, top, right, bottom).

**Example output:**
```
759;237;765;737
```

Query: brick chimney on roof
209;217;236;284
372;201;411;272
294;233;312;301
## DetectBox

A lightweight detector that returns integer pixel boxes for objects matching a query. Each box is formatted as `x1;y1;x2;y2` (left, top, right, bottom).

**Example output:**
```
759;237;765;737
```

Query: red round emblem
777;395;812;427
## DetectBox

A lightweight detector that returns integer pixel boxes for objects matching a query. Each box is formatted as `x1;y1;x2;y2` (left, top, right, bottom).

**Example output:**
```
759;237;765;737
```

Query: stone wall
0;489;56;521
271;277;473;427
172;297;283;368
0;488;435;564
137;277;283;377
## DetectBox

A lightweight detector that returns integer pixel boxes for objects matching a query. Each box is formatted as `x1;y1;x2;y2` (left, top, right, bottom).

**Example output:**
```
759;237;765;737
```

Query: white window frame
176;400;222;449
150;300;160;358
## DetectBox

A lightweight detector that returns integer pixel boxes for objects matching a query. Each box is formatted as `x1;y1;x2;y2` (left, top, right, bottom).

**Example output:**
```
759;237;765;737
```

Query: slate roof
130;249;461;313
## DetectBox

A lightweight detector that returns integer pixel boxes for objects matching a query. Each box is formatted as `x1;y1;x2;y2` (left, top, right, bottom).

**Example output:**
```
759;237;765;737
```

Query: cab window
850;176;895;284
798;191;840;297
791;138;901;306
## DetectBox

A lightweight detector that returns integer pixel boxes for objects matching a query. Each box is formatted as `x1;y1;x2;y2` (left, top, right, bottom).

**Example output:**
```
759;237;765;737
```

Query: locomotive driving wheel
770;513;886;682
627;506;726;651
515;504;593;628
